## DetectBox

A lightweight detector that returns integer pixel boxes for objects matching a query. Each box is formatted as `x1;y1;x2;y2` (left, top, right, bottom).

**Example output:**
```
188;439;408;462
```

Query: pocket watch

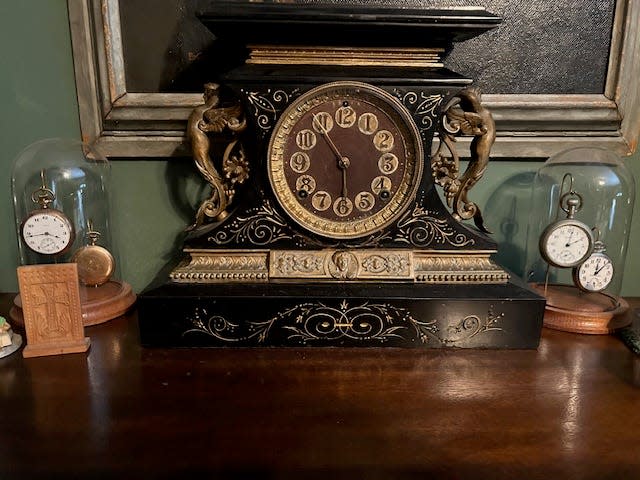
20;171;75;256
572;238;614;293
71;221;115;287
267;81;423;239
539;191;593;268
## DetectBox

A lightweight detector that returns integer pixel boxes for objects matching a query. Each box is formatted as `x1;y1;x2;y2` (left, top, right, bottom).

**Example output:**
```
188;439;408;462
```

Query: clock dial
539;220;593;268
268;81;423;239
21;210;75;255
573;252;614;292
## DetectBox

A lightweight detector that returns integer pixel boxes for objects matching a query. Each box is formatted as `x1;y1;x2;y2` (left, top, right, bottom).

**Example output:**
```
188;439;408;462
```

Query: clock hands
313;114;350;199
594;262;607;276
25;231;62;239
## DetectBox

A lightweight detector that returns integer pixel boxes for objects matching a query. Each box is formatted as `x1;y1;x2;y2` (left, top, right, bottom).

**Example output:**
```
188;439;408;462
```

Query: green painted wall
1;2;639;295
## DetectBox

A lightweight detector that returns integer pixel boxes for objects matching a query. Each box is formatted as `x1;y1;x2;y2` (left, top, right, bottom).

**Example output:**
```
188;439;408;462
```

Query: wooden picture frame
68;0;639;159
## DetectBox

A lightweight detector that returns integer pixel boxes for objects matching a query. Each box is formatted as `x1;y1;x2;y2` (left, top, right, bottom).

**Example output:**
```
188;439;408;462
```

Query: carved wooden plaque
17;264;90;358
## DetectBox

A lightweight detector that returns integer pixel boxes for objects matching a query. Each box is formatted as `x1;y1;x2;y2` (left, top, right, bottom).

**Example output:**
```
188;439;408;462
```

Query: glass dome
11;138;134;326
12;138;114;267
523;147;635;333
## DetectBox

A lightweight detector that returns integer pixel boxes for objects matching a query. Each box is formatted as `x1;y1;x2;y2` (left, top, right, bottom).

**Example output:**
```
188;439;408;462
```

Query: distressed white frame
68;0;640;158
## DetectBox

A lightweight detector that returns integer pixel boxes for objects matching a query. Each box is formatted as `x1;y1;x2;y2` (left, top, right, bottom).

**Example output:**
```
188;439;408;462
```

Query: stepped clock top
198;3;501;48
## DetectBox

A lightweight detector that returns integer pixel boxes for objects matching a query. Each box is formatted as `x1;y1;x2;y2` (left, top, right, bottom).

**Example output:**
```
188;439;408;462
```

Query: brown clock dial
267;81;424;239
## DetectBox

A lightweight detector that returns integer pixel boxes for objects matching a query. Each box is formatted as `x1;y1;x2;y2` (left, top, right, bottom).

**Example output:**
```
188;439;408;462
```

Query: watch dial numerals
541;222;593;267
355;192;375;212
22;211;73;255
333;196;354;217
576;254;614;292
296;129;317;150
312;191;332;211
290;152;311;173
358;112;379;135
296;175;316;196
312;112;334;133
335;106;356;128
373;130;394;152
378;153;399;174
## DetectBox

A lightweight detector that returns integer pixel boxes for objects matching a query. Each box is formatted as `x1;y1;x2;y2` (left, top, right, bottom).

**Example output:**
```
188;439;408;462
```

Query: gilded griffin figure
431;88;495;233
187;83;249;230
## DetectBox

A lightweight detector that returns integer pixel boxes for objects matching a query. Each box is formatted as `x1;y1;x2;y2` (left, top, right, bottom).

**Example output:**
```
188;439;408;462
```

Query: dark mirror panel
119;0;615;94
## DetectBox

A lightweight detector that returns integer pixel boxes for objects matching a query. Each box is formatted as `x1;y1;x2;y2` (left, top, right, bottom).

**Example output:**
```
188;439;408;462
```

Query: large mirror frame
68;0;639;158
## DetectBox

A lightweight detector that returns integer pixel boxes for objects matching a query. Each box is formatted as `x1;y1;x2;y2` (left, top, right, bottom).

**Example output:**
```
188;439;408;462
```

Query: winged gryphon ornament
432;87;495;233
187;83;248;231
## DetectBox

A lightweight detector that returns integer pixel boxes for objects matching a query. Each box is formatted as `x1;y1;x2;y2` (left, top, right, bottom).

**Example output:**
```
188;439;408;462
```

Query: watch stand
525;147;635;334
10;138;136;328
138;4;545;349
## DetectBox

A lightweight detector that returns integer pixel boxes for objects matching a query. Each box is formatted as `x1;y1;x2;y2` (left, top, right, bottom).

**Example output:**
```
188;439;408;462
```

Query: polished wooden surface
1;293;639;479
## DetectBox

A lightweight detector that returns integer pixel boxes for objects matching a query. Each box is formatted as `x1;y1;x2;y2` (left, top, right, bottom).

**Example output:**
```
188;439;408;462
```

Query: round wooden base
530;283;629;334
10;281;136;328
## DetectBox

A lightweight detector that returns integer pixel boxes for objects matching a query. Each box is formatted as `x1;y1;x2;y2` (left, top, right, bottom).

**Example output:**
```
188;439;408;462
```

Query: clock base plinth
10;280;136;328
138;279;544;349
530;283;630;334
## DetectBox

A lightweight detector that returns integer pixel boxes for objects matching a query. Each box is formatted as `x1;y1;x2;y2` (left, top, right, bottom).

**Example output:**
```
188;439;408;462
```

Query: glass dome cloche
524;147;635;334
10;138;135;326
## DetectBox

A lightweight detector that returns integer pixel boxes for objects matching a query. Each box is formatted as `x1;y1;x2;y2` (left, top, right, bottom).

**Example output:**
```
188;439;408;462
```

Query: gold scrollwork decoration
432;88;495;233
188;83;249;231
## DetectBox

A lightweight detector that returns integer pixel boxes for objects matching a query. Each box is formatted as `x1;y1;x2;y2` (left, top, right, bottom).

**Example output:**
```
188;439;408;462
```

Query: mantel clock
139;4;544;349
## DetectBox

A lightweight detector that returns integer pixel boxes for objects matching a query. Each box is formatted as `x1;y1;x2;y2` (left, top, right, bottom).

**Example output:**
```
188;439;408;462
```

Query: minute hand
312;114;344;160
312;114;350;199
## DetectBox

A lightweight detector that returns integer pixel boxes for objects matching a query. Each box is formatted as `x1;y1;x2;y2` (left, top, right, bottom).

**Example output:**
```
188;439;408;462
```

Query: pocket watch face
267;81;423;239
21;209;75;255
539;219;594;268
573;252;614;292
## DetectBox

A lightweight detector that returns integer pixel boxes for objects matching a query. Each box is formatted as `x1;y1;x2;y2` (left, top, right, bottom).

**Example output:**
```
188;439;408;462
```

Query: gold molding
247;45;444;68
170;249;509;284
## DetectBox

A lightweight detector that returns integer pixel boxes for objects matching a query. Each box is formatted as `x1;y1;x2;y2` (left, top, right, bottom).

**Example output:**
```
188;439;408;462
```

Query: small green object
0;316;6;327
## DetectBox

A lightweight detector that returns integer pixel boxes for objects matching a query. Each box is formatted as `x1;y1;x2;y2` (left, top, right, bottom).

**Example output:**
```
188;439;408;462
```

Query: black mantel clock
138;3;545;348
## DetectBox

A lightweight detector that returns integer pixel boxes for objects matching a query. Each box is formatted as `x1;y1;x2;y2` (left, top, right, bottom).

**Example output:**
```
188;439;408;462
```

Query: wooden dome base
10;280;136;328
530;283;629;334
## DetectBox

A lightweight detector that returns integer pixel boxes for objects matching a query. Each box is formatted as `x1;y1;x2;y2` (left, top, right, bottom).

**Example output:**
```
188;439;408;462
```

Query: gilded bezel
267;81;424;239
539;218;594;268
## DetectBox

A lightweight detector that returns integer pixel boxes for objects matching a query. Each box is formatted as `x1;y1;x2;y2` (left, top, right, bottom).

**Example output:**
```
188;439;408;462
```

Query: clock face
573;252;614;292
267;81;423;239
539;220;594;268
21;210;75;255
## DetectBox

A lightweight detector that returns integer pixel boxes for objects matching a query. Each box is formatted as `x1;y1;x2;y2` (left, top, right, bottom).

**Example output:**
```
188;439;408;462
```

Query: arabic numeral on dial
312;191;332;211
312;111;333;133
355;192;375;212
371;176;392;196
373;130;394;152
290;152;310;173
296;129;317;150
336;106;356;128
358;112;378;135
378;153;398;174
333;197;353;217
296;175;316;195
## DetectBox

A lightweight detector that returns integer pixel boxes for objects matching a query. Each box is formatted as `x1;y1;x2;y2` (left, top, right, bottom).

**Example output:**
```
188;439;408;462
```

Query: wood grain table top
1;293;639;479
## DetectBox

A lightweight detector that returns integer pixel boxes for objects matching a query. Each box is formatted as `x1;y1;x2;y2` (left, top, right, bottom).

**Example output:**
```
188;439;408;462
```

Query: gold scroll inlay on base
170;249;509;284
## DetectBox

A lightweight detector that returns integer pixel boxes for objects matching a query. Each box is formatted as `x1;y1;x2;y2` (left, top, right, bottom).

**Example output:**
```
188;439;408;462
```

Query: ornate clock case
138;4;544;348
